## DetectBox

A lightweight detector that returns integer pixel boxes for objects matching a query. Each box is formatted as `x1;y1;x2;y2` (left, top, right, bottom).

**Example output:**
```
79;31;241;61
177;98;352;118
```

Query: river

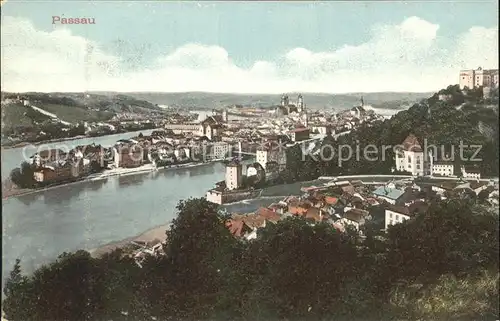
1;161;225;284
1;159;324;288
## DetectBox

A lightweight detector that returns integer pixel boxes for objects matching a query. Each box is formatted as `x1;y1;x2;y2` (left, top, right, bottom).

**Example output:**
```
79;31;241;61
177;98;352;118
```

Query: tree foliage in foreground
3;197;499;321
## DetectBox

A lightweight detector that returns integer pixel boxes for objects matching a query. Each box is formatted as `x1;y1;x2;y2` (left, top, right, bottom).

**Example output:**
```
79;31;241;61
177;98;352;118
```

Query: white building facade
459;67;499;90
385;209;410;230
394;134;431;176
225;163;243;191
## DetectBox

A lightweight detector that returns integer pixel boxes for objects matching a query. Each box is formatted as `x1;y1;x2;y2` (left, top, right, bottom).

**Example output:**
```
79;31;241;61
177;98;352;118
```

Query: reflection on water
117;172;150;188
16;192;41;206
2;161;227;287
15;179;108;206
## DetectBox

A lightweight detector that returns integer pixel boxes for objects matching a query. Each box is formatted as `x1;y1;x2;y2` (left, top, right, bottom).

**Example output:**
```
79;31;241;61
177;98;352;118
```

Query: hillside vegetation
1;92;163;127
277;85;499;183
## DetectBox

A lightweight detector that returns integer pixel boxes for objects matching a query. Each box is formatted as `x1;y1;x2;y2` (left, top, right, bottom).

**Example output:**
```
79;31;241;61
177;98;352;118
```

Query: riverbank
90;222;170;258
2;161;221;200
1;135;87;150
1;127;162;150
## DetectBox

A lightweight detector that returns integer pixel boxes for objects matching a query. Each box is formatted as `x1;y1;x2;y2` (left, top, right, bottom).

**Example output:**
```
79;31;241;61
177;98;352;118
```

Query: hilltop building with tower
459;67;499;90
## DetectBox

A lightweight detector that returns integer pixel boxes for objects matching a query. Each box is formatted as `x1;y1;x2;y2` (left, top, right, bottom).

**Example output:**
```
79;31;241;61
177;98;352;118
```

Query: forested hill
334;85;499;177
274;85;499;184
1;92;164;126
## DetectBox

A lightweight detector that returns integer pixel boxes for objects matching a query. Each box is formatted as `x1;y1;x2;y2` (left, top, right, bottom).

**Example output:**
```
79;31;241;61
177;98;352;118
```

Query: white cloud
1;15;498;93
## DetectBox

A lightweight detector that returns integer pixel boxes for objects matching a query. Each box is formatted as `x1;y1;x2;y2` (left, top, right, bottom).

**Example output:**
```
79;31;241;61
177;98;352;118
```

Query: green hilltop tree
159;198;239;320
241;217;358;319
3;259;33;321
386;199;499;283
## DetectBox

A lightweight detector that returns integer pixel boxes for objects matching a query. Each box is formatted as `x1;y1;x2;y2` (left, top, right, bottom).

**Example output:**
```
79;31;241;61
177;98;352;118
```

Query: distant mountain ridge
93;91;433;111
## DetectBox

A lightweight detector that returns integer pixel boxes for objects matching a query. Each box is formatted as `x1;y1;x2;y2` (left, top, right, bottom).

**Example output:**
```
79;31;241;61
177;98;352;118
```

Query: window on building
389;213;392;219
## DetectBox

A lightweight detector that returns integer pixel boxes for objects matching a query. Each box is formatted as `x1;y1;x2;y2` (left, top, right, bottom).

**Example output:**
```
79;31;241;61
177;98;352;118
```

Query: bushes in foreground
3;198;499;321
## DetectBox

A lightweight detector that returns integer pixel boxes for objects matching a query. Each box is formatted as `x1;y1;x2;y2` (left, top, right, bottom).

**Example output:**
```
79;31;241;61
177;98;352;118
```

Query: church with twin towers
276;93;308;126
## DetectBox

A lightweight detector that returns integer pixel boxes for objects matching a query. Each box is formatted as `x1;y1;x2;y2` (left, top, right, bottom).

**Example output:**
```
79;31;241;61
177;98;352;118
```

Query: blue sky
1;1;498;93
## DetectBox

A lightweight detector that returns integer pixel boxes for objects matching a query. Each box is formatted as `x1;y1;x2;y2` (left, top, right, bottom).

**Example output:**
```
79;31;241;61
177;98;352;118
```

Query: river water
1;162;225;283
0;126;304;287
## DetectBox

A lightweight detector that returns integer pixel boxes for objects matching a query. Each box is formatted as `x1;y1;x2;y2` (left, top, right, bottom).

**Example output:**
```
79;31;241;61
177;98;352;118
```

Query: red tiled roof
344;208;369;223
324;196;338;205
256;207;281;223
305;208;323;222
243;214;266;229
401;134;422;152
226;219;244;237
289;205;309;216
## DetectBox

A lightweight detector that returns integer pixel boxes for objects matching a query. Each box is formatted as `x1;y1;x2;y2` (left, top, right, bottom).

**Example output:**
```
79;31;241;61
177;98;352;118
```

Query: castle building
459;67;499;90
225;162;243;191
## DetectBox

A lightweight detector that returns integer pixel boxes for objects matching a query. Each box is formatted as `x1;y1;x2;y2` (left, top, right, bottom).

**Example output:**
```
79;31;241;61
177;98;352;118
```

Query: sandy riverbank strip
89;222;171;258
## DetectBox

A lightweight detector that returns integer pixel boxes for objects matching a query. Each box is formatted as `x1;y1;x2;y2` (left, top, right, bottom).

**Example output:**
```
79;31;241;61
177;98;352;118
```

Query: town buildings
113;144;144;168
256;144;287;172
206;142;231;161
384;205;411;230
461;165;481;180
459;67;499;90
432;161;455;177
164;112;225;141
223;173;498;242
372;183;406;205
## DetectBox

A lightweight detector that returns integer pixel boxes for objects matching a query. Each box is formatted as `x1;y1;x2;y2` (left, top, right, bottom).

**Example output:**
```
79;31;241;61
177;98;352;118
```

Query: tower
222;109;228;122
281;94;289;107
256;149;269;170
297;94;304;112
225;162;243;191
427;150;434;176
302;111;308;127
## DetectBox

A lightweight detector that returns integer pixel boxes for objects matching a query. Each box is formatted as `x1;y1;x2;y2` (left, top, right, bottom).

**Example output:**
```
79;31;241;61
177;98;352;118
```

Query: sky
1;1;498;93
